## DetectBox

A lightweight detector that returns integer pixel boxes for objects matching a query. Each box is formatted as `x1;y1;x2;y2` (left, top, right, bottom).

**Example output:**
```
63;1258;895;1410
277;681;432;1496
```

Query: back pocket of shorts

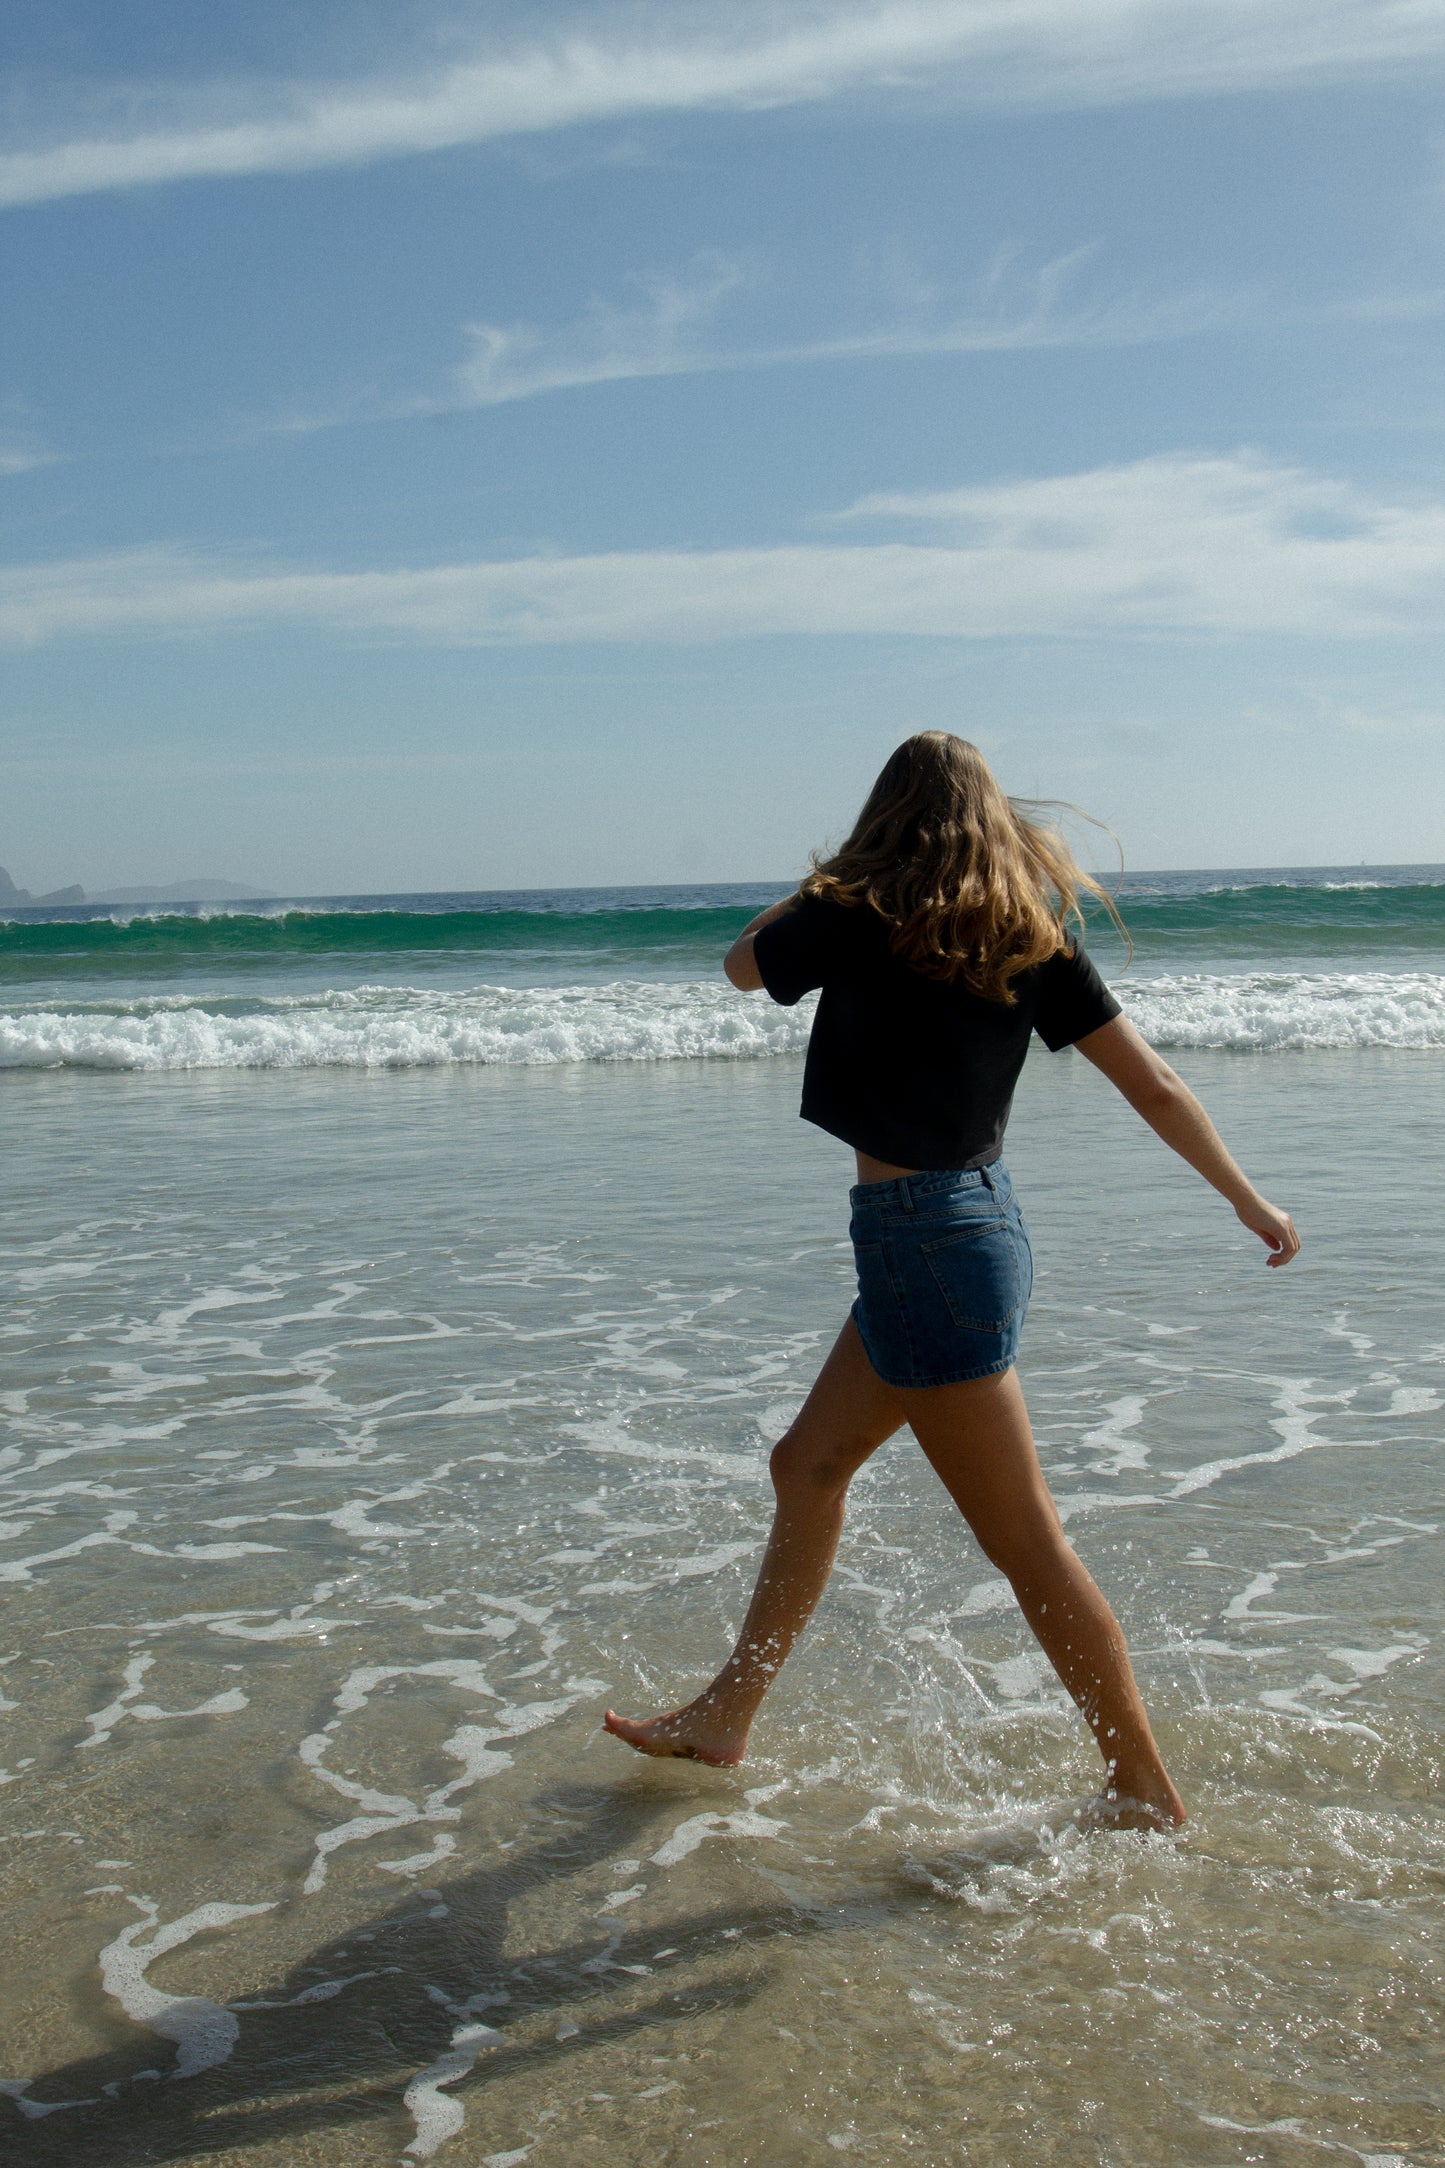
919;1220;1019;1333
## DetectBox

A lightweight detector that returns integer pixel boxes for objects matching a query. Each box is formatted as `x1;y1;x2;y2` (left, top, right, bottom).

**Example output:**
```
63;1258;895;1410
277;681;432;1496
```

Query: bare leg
603;1319;906;1764
605;1329;1184;1823
905;1365;1185;1826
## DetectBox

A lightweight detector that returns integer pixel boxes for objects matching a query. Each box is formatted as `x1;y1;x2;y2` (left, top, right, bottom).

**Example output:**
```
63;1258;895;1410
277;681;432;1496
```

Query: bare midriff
854;1150;922;1185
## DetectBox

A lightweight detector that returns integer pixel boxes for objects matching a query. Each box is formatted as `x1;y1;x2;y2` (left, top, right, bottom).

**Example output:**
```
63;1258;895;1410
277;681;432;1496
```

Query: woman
605;734;1298;1827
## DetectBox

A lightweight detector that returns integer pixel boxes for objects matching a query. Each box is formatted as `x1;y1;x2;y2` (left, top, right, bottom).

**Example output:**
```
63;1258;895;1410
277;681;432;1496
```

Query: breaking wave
2;970;1443;1073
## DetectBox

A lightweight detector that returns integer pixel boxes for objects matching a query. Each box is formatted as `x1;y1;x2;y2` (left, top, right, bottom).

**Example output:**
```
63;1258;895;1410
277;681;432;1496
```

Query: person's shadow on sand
4;1776;829;2165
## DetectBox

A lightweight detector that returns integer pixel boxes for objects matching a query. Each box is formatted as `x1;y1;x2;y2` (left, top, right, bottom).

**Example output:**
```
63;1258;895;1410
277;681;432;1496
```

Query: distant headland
0;864;266;908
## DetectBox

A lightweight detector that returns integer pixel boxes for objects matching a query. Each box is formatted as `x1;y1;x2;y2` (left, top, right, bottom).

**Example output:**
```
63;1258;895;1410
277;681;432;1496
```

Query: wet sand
2;1051;1441;2164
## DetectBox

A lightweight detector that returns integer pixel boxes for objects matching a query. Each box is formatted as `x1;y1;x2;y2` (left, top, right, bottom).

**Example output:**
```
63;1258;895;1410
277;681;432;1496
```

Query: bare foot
1089;1774;1187;1832
602;1699;750;1767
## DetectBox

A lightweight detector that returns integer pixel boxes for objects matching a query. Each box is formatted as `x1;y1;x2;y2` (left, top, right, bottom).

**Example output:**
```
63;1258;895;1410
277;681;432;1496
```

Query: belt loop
979;1162;996;1193
900;1175;915;1212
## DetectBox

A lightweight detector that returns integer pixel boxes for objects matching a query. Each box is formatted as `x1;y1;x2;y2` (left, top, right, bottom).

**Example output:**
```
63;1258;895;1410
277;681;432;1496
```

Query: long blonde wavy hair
800;732;1128;1003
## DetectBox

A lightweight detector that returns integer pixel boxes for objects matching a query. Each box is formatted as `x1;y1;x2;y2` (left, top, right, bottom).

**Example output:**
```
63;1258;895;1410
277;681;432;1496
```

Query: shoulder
791;889;857;922
1030;937;1083;982
752;892;844;1004
753;892;882;1004
1028;937;1122;1048
1054;935;1111;977
786;892;883;953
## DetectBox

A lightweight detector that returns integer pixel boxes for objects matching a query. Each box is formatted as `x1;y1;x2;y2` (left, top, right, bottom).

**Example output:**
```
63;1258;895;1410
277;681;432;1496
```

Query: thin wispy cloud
0;445;55;475
444;246;1240;409
449;253;753;406
3;454;1443;647
0;414;57;474
4;1;1445;209
251;249;1239;437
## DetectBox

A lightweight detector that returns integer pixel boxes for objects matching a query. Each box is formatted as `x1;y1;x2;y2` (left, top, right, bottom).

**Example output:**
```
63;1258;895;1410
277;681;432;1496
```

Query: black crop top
752;894;1121;1170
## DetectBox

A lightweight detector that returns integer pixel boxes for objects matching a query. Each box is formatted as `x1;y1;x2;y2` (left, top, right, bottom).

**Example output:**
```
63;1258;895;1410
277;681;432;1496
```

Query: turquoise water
2;868;1444;982
2;869;1444;1062
1;873;1442;2165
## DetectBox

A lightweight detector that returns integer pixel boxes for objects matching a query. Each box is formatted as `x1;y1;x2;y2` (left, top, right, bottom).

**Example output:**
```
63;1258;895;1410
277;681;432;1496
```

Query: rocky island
0;864;265;908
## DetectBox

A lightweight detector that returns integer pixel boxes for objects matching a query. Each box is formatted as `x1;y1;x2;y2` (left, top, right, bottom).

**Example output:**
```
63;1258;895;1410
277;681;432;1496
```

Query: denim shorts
848;1159;1033;1389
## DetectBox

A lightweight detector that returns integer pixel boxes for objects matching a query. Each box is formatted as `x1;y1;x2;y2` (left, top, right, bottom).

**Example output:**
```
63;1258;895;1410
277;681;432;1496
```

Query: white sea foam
649;1806;789;1868
299;1661;600;1891
1127;970;1445;1049
402;2020;506;2159
2;968;1442;1070
75;1653;249;1745
0;980;811;1071
98;1898;276;2079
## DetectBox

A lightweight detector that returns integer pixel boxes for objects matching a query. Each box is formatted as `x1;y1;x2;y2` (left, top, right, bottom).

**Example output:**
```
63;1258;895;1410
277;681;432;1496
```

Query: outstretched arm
723;895;799;991
1074;1014;1300;1267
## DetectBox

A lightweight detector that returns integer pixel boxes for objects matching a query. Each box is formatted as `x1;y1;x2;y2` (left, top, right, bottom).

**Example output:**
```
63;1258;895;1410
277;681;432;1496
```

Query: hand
1236;1195;1300;1267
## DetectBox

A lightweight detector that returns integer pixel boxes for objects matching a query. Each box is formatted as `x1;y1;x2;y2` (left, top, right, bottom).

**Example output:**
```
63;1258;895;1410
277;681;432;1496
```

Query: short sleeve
1032;942;1122;1051
752;896;834;1007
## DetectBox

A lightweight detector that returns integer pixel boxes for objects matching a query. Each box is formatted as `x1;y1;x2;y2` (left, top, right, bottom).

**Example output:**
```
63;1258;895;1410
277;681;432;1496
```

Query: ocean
1;870;1441;2166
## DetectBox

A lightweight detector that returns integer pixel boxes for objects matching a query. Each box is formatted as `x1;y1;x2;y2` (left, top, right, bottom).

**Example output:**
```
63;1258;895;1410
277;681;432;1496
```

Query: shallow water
1;1051;1441;2166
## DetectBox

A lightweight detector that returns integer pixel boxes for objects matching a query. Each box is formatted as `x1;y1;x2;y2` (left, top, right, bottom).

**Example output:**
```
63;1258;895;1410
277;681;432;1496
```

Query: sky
3;0;1445;896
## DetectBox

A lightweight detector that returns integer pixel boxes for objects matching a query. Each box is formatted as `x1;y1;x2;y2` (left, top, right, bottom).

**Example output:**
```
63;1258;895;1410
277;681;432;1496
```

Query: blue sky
3;0;1445;894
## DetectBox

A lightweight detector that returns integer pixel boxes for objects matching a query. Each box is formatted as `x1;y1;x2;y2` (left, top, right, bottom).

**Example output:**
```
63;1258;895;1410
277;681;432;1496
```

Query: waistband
848;1157;1011;1210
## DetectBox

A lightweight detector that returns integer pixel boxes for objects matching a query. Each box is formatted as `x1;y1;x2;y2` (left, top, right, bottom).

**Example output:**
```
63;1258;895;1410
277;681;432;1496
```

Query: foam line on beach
77;1653;249;1746
402;2019;507;2160
299;1662;602;1892
98;1897;277;2079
